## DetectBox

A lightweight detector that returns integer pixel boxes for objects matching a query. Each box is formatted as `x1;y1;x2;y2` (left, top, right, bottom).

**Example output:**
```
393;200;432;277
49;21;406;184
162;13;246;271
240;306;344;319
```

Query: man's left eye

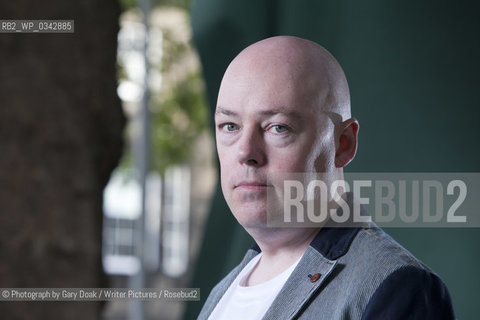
269;125;288;134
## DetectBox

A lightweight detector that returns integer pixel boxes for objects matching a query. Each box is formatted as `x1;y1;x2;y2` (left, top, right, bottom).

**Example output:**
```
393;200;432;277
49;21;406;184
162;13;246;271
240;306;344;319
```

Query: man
198;36;454;319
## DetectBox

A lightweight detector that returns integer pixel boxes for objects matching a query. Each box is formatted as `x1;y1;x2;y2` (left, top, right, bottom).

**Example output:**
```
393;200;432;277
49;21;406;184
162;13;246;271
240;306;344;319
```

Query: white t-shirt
208;253;301;320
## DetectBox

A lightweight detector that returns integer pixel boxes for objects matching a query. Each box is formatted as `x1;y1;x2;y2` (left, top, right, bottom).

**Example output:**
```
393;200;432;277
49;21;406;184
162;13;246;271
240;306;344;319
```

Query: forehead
217;61;325;118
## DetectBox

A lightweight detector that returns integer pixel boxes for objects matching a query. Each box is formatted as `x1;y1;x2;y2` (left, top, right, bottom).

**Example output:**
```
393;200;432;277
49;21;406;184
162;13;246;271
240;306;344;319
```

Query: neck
244;227;320;286
253;227;319;257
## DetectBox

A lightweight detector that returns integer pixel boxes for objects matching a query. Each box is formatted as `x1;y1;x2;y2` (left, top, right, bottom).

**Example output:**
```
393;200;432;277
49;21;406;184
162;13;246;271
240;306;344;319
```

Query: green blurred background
186;0;480;319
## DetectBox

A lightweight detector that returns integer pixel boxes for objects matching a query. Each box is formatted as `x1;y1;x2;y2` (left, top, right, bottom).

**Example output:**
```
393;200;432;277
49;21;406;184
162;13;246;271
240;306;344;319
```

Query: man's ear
335;118;359;168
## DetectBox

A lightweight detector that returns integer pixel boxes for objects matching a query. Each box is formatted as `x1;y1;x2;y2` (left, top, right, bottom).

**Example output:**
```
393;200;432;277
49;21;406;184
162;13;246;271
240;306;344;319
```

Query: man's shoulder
360;264;455;320
299;225;455;319
346;226;427;269
333;225;434;296
309;224;427;271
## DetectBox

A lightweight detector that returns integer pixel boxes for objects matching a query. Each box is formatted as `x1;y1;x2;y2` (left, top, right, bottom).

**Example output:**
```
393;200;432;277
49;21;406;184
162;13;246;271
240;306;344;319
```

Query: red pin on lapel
308;273;321;283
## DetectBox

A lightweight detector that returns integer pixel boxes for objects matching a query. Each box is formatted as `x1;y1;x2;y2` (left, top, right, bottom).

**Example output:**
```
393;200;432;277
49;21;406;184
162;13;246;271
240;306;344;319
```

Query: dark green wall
186;1;480;319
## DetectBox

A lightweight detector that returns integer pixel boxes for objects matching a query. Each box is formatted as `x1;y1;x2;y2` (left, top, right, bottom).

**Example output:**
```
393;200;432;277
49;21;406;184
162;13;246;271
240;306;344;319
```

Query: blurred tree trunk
0;1;124;319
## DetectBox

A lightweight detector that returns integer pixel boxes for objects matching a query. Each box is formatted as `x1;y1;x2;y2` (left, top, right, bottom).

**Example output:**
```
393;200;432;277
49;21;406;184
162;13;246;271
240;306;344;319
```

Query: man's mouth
234;181;271;191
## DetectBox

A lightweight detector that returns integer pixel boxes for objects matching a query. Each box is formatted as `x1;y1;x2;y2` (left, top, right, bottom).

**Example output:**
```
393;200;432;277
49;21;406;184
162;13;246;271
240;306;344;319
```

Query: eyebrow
215;106;237;117
215;106;303;120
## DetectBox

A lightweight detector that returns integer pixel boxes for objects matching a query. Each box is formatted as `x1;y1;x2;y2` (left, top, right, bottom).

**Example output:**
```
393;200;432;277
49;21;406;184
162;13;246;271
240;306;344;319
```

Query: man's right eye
220;123;238;132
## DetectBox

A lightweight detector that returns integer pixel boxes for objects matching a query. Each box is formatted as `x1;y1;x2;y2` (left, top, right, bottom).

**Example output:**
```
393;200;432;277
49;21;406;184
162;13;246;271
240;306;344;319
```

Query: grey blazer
198;223;455;319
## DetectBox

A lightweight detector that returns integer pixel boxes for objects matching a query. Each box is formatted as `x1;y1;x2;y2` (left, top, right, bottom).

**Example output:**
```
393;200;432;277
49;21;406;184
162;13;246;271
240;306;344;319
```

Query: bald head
219;36;351;121
215;37;359;231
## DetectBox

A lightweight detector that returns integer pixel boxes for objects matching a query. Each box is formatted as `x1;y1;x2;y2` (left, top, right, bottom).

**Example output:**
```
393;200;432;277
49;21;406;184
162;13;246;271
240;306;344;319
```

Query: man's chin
233;190;268;203
233;211;268;229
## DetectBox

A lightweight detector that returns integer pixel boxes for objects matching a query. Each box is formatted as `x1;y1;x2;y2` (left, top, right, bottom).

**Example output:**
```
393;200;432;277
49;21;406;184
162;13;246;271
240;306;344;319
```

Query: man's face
215;56;337;230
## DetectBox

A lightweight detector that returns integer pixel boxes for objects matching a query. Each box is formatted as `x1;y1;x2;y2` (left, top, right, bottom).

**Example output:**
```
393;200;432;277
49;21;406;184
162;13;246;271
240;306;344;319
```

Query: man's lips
234;181;271;191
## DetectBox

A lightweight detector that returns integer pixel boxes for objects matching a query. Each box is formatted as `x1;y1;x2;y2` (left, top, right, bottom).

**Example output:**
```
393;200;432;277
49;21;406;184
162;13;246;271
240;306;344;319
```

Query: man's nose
237;127;266;166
